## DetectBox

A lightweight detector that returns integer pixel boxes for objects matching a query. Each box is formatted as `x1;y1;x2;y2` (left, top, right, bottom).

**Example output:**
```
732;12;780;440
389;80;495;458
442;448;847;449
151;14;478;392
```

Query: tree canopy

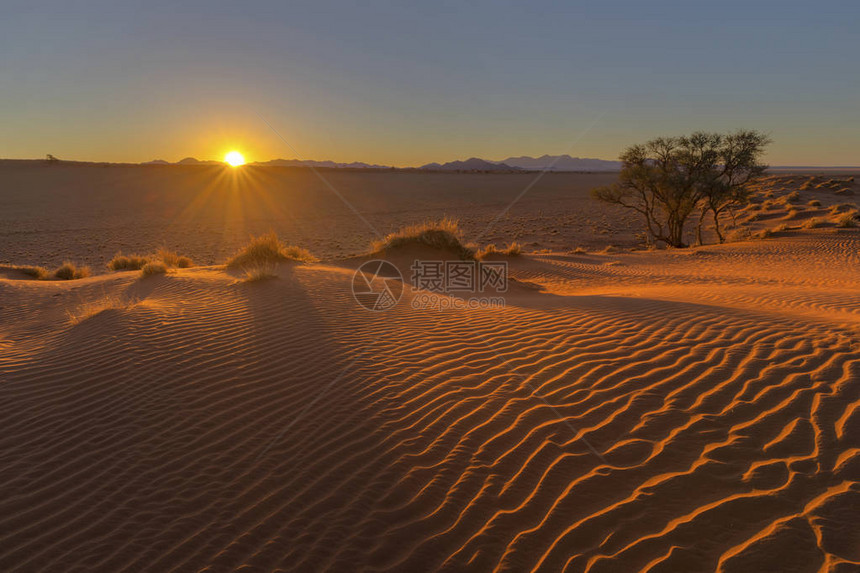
592;130;770;247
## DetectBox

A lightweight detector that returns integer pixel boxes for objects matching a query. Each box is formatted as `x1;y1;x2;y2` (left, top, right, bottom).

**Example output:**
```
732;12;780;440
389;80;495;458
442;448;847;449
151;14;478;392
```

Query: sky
1;0;858;166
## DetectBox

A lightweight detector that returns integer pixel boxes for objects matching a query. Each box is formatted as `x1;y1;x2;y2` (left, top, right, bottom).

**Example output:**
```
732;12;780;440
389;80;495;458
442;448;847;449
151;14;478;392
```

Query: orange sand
1;229;858;571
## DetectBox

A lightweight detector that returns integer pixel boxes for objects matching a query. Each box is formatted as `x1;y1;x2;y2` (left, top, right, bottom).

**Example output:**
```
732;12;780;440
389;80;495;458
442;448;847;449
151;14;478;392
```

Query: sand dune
1;230;858;572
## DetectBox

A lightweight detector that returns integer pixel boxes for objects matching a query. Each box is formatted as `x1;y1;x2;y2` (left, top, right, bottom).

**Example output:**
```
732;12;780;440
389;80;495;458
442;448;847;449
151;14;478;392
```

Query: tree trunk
713;209;725;243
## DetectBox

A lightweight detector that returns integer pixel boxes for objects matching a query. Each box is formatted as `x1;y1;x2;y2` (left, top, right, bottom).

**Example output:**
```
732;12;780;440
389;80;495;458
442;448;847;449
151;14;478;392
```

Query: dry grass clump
140;261;168;276
227;232;318;268
16;265;50;280
772;223;790;232
372;218;475;259
829;203;856;215
784;191;801;203
799;178;817;191
67;294;139;325
835;211;859;228
109;248;192;272
804;217;827;229
108;253;150;271
156;248;193;268
477;241;522;259
53;262;90;280
808;200;821;207
785;208;801;220
242;266;278;282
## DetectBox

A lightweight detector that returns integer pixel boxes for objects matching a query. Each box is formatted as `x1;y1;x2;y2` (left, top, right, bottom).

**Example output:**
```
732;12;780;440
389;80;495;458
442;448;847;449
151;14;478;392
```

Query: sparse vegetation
784;191;801;203
156;248;193;268
804;217;827;229
592;130;770;247
477;241;522;258
140;261;168;276
372;218;475;259
227;232;318;268
836;211;858;228
67;294;139;325
108;253;150;271
808;200;821;207
242;266;278;282
16;265;50;280
53;262;90;280
109;248;192;272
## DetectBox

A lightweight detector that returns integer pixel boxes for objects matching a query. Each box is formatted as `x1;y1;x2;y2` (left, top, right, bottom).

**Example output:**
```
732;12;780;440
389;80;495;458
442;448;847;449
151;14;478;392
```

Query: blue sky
1;0;858;165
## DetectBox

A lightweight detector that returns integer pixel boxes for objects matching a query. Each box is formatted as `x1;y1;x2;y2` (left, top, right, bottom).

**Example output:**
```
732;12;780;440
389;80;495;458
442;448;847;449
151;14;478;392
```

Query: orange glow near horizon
224;151;246;167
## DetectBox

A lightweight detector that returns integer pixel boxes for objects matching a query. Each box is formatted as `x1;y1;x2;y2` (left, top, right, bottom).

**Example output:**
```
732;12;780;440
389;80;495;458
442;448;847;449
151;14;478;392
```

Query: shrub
227;232;318;268
830;203;856;214
108;253;150;271
140;261;168;276
156;248;193;268
242;266;278;282
372;218;474;259
785;191;801;203
53;262;90;280
17;266;50;280
504;241;522;256
807;200;821;207
836;211;858;228
804;217;827;229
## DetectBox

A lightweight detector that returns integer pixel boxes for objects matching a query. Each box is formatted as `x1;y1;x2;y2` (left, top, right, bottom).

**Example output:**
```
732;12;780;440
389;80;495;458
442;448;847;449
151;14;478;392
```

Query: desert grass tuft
108;253;150;271
372;218;475;259
242;266;278;282
140;261;168;276
16;265;50;280
803;217;827;229
227;232;318;268
476;241;522;259
67;294;139;325
156;248;193;268
836;211;858;228
53;262;90;280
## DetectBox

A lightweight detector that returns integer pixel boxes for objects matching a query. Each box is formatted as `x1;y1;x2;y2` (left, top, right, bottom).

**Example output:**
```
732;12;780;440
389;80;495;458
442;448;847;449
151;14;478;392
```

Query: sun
224;150;245;167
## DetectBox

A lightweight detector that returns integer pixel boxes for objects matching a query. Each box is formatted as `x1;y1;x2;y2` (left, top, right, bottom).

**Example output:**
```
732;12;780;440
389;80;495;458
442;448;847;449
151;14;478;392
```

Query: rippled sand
1;228;858;571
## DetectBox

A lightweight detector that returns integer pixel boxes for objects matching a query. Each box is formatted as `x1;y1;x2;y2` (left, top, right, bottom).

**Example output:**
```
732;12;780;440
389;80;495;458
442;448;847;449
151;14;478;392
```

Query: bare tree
592;130;769;247
699;131;770;243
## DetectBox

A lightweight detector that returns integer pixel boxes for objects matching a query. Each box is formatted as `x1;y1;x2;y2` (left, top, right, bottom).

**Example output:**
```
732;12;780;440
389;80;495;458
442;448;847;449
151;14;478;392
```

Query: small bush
227;232;318;268
243;266;278;282
830;203;856;215
53;262;90;280
804;217;827;229
108;253;150;271
156;248;193;268
773;223;789;232
836;211;858;228
372;218;474;259
17;266;50;280
785;191;801;203
807;200;821;207
140;261;168;276
504;241;522;256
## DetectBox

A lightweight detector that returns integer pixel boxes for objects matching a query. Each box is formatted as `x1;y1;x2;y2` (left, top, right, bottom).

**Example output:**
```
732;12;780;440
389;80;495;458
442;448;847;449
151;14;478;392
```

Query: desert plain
1;162;859;572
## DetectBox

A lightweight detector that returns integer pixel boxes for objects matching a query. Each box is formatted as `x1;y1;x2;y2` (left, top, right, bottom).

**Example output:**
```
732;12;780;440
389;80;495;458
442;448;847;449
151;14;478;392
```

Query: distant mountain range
253;158;390;169
420;157;518;171
141;154;622;171
498;154;621;171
